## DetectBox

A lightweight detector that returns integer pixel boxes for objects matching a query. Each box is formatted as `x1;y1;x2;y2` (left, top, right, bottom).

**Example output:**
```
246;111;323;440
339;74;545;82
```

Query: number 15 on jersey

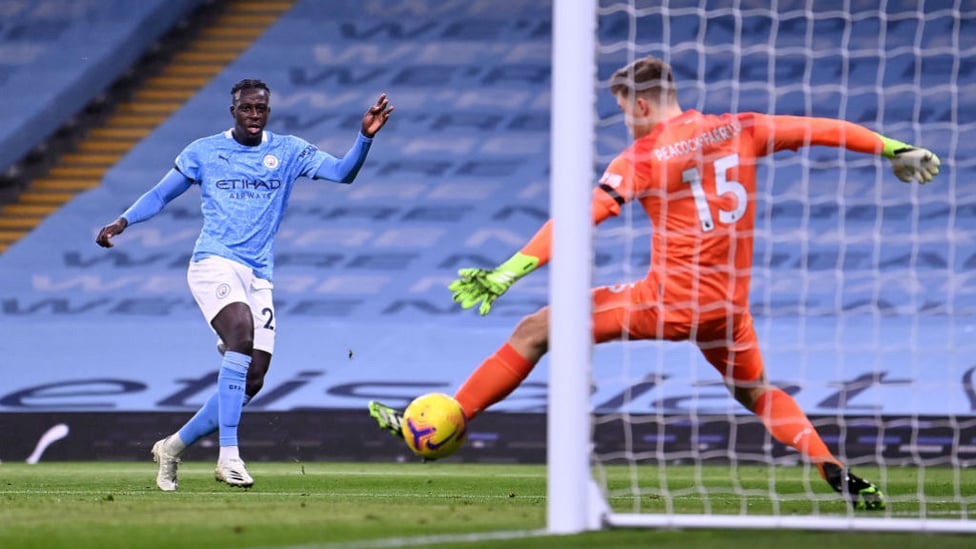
681;153;746;232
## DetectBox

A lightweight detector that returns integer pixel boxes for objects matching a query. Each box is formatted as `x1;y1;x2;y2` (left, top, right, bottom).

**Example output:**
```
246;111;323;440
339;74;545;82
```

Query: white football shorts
186;255;276;354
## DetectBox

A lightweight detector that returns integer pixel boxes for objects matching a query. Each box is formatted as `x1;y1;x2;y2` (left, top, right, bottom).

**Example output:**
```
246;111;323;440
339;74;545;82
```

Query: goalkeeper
370;56;939;510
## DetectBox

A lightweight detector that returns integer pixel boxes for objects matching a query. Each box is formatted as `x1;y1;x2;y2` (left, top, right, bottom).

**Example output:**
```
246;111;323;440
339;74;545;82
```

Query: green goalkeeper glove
449;252;540;316
878;135;941;184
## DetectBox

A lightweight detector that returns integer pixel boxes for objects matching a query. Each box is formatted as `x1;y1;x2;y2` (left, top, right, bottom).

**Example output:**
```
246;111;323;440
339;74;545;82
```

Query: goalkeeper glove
449;252;539;316
878;135;941;184
890;147;941;184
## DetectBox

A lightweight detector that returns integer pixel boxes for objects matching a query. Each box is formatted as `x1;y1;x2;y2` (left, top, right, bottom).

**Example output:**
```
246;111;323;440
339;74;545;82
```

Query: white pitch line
0;489;536;500
259;529;549;549
275;469;544;479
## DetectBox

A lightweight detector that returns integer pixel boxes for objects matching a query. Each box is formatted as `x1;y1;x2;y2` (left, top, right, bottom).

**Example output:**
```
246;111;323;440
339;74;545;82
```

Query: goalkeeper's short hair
609;56;678;104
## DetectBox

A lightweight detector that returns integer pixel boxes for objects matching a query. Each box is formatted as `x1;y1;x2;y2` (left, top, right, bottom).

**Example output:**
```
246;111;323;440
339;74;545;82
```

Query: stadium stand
0;0;972;462
0;0;297;252
0;0;205;195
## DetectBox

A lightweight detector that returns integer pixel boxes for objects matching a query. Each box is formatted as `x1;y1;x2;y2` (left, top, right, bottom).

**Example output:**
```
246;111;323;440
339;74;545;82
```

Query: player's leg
152;258;250;490
152;259;251;491
210;274;276;487
591;281;661;343
153;348;270;489
370;280;649;439
699;313;838;465
207;301;254;487
449;282;655;423
184;256;254;487
698;312;885;510
243;275;275;399
370;308;548;437
443;282;655;422
452;308;547;419
170;347;268;444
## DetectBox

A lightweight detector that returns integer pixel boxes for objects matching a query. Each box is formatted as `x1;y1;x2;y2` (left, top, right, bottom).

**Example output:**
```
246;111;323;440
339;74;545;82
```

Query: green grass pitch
1;462;974;548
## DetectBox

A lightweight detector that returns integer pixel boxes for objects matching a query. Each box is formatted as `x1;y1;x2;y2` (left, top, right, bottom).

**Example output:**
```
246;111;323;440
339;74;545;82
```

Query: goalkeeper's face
615;93;655;140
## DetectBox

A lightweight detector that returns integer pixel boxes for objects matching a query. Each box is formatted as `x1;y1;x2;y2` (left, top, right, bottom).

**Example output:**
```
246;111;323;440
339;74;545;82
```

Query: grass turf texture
0;462;973;548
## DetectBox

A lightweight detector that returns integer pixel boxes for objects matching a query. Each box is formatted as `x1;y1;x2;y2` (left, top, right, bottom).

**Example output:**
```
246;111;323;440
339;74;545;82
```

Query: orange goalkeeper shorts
591;280;765;383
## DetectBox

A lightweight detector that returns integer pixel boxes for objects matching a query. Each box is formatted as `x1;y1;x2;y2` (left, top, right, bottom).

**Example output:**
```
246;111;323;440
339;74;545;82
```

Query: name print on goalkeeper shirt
652;119;742;161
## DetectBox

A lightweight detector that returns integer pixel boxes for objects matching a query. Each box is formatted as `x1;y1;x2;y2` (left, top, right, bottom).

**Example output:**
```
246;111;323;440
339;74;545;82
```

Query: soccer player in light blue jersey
96;79;393;490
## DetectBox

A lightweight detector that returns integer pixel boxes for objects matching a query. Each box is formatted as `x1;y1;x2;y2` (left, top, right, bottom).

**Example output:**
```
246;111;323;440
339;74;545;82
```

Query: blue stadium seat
0;0;203;172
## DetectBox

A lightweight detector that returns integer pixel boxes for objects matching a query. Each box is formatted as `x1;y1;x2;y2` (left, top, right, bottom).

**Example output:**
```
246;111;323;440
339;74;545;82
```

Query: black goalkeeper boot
821;462;887;510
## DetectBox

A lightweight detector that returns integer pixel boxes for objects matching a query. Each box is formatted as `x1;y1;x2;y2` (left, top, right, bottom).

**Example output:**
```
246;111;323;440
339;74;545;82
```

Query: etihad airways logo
215;178;282;190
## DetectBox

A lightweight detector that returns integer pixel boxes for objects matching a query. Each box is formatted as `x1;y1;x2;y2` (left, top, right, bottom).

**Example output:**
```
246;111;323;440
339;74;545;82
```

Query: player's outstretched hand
449;253;540;316
95;217;128;248
890;147;941;184
449;267;517;316
361;93;394;138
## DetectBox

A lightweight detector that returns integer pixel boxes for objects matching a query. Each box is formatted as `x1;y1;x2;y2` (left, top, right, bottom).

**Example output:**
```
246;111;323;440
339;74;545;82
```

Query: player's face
615;93;655;139
230;88;271;145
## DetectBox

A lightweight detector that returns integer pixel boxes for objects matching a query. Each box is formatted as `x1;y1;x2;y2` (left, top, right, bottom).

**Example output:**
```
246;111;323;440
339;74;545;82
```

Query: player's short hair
609;57;677;103
231;79;271;101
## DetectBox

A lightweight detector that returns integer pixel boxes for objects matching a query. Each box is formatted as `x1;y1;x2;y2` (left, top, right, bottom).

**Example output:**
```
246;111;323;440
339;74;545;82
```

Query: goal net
549;0;976;533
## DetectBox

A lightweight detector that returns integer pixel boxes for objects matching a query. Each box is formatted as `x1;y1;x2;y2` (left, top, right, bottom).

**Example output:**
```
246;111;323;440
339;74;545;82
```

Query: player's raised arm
313;94;395;184
449;177;620;316
744;113;941;184
361;93;393;138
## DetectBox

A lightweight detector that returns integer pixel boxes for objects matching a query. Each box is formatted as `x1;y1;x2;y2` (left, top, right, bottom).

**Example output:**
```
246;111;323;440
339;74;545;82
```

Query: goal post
547;0;602;534
548;0;976;535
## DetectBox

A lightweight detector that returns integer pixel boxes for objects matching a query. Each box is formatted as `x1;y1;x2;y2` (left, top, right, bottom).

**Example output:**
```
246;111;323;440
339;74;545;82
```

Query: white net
586;0;976;529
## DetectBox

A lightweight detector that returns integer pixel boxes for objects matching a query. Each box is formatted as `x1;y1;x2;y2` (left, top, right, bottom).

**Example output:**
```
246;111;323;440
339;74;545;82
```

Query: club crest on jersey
263;154;279;169
216;283;231;299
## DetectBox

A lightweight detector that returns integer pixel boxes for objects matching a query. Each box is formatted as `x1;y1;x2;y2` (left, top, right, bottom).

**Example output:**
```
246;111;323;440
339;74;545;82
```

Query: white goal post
547;0;976;535
547;0;602;534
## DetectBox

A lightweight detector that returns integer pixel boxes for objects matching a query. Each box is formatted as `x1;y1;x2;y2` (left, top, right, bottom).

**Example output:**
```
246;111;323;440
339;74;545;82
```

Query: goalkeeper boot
151;436;181;492
821;462;886;510
214;458;254;488
368;401;404;439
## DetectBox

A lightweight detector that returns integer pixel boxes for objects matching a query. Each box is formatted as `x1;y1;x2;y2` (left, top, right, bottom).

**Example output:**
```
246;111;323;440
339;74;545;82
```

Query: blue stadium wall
0;0;973;463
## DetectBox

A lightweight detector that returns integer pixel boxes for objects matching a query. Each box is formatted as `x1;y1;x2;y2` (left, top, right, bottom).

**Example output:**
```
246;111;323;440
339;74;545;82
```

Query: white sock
218;445;240;463
164;434;187;456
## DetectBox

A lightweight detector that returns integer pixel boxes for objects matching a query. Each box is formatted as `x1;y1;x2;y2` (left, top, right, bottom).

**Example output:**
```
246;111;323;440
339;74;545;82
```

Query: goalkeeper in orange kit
370;56;940;510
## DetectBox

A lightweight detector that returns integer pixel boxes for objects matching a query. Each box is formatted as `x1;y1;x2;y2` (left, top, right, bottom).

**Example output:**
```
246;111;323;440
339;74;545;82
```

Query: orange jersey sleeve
738;112;886;157
518;188;618;267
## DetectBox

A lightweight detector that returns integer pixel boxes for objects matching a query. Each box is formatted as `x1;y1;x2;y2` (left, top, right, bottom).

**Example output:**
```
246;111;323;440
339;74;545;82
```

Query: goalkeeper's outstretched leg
698;313;888;510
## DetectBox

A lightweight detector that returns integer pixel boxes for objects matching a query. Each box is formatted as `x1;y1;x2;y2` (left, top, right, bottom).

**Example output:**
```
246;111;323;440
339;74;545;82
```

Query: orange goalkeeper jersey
523;110;887;323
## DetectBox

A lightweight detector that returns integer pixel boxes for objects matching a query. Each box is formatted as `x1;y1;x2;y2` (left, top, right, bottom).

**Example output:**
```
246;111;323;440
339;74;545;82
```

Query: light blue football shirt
121;129;372;280
174;130;324;280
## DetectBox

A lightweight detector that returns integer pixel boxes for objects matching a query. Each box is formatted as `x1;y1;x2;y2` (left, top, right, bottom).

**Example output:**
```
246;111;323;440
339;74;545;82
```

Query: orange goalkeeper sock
752;388;839;477
454;342;534;420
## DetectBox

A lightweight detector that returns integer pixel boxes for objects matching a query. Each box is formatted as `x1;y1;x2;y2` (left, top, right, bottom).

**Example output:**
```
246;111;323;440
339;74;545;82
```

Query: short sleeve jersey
175;130;327;280
593;110;884;322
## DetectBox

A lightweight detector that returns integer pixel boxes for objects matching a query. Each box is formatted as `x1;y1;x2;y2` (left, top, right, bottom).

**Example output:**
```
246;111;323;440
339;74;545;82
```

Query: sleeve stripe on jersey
599;184;625;206
174;165;192;181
